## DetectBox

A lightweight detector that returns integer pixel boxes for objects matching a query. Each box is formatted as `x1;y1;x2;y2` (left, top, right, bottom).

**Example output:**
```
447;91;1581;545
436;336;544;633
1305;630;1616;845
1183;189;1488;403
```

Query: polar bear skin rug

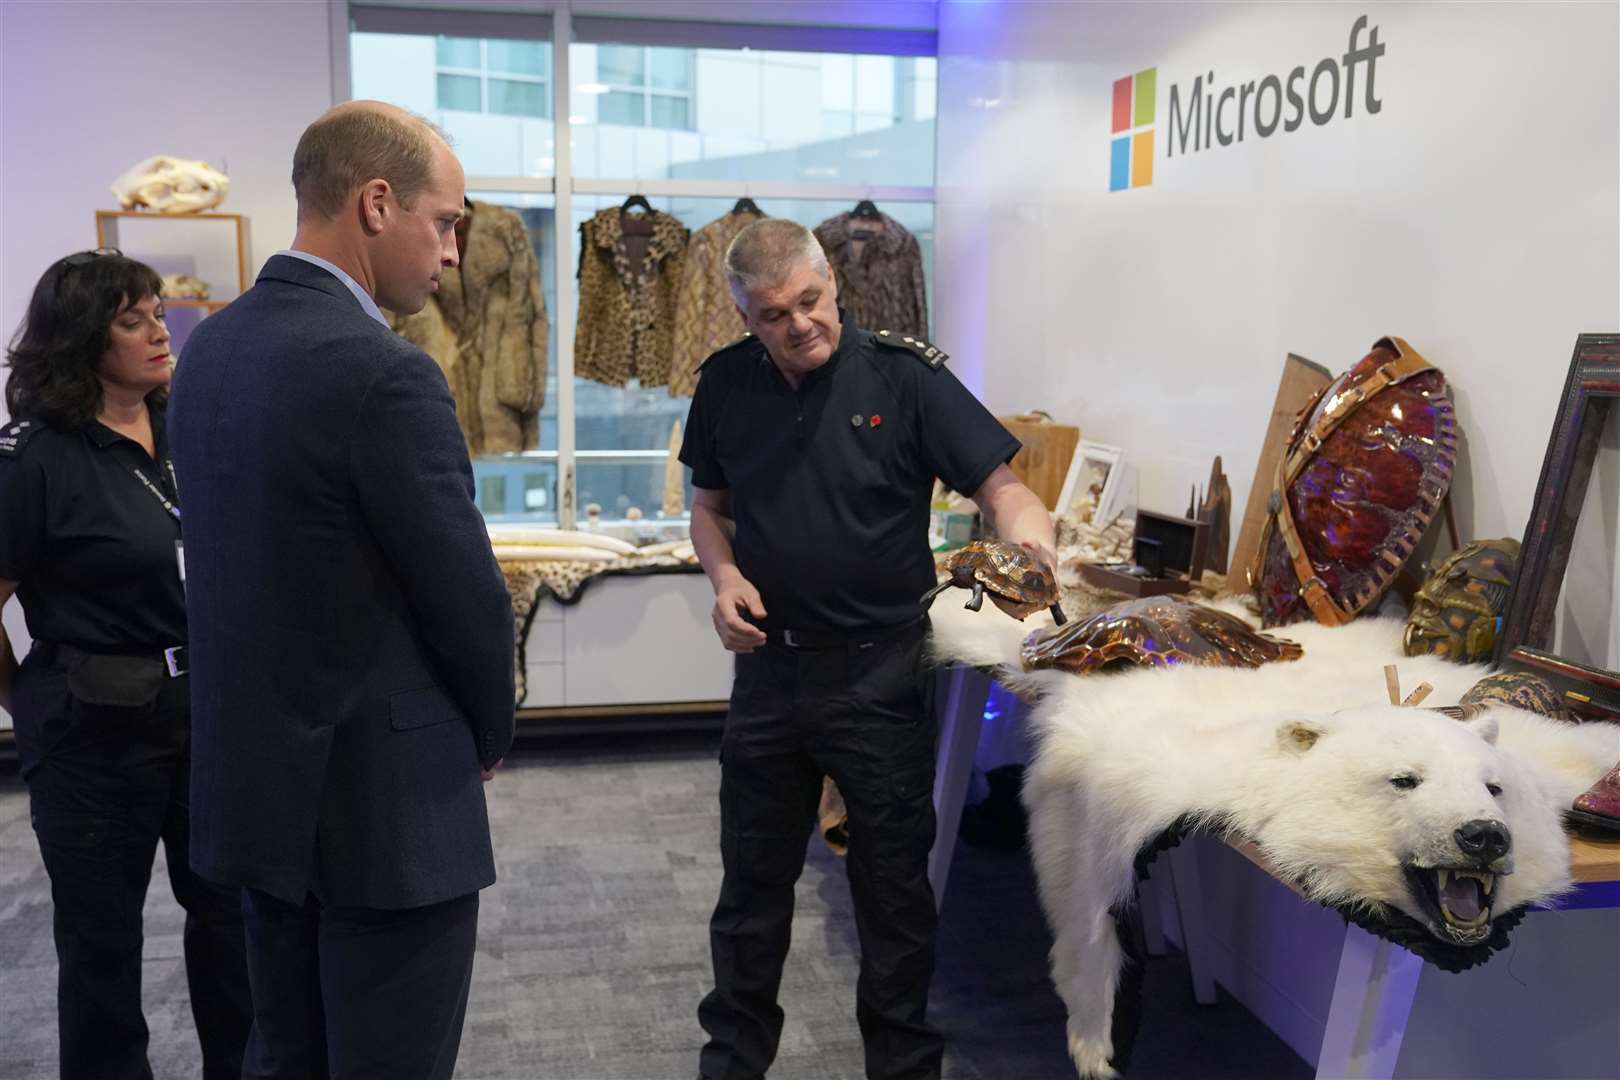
926;600;1619;1080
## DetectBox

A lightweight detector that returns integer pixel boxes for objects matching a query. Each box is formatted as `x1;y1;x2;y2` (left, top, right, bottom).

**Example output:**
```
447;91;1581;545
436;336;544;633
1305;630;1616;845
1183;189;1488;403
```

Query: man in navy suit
169;101;515;1079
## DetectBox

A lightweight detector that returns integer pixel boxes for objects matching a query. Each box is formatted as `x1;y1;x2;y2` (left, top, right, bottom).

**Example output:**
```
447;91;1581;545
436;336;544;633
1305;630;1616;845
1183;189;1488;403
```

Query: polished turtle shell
923;539;1064;622
1021;595;1303;674
1257;338;1457;627
1403;538;1521;663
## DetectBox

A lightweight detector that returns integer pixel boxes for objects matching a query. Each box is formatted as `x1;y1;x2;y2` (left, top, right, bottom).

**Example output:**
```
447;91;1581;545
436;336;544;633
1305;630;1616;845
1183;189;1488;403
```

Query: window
349;18;937;530
569;44;936;185
575;45;695;132
433;35;551;119
351;30;557;176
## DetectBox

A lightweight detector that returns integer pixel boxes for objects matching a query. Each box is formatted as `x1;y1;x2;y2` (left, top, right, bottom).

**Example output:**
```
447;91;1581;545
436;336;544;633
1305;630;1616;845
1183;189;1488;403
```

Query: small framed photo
1057;441;1125;525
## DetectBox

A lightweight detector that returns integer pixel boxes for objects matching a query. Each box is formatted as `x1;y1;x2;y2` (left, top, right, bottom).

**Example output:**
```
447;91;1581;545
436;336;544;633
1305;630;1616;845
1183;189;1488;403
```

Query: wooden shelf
97;209;245;223
162;299;231;311
94;209;250;299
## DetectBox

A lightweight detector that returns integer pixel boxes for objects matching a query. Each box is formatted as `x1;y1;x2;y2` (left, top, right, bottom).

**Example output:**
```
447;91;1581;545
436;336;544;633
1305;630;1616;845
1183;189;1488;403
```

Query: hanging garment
669;209;764;397
813;210;929;338
391;200;549;455
575;206;689;388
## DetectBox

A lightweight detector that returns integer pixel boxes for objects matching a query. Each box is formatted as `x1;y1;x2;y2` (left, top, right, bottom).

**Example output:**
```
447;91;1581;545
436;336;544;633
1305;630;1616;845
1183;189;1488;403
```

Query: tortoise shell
1458;671;1570;721
928;540;1060;621
1021;595;1304;674
1257;338;1457;627
1404;538;1521;663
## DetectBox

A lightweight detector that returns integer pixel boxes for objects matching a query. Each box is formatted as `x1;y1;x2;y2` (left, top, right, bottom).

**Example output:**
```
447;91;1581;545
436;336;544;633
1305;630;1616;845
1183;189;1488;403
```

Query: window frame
345;3;938;529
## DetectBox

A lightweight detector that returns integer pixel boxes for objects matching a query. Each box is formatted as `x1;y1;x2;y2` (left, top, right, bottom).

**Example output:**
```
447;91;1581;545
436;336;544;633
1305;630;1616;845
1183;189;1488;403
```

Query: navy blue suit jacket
170;254;514;909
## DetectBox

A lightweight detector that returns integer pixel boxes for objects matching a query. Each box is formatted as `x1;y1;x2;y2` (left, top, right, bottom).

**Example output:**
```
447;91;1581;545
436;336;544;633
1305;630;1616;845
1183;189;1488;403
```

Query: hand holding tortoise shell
923;539;1067;624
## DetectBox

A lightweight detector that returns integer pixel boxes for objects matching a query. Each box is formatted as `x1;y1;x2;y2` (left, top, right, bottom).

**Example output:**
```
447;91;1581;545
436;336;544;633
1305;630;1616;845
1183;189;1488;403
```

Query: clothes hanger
851;199;882;221
620;194;653;214
731;196;762;216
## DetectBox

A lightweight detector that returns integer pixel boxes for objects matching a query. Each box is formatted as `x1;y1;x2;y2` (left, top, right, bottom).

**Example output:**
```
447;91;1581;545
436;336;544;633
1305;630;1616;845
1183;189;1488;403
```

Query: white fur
928;600;1618;1079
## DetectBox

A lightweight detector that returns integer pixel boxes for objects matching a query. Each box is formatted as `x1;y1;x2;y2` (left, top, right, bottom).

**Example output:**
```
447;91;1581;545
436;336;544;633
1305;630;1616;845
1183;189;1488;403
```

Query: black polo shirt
0;403;186;653
680;311;1019;631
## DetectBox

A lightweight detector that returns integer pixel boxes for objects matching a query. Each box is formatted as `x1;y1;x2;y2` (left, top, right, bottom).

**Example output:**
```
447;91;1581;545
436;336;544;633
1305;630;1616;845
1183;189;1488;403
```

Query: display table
928;662;1620;1079
1215;834;1620;1080
508;567;732;717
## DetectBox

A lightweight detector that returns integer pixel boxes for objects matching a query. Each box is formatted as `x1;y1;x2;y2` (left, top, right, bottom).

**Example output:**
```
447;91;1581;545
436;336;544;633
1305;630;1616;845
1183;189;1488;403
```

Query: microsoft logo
1110;67;1156;192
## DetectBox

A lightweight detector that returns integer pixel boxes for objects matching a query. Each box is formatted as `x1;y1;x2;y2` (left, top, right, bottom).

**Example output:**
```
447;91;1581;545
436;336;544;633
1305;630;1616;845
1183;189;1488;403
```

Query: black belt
53;641;189;678
766;616;926;652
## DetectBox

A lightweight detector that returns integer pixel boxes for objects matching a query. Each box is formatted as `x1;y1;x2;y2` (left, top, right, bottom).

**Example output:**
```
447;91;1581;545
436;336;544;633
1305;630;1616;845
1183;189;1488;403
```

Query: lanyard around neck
130;458;181;524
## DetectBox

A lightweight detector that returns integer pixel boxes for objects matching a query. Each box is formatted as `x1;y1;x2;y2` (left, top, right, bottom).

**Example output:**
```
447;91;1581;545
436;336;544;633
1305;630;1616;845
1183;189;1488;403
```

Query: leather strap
1252;337;1435;623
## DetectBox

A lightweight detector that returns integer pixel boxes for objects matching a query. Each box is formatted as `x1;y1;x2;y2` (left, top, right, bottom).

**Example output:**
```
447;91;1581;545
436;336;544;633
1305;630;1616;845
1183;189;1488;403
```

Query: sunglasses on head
61;247;121;268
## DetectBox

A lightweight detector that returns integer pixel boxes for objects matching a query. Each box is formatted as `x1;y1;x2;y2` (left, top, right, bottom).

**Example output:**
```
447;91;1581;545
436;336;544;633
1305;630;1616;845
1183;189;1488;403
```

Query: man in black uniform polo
682;218;1056;1080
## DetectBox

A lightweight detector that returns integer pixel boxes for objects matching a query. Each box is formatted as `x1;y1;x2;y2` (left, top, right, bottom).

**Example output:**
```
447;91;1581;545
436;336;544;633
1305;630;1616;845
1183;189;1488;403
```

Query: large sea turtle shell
1257;338;1457;627
1021;595;1303;674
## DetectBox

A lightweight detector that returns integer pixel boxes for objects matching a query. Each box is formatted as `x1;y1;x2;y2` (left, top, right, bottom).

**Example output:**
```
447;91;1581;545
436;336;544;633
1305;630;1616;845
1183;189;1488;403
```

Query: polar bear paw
1067;1031;1119;1079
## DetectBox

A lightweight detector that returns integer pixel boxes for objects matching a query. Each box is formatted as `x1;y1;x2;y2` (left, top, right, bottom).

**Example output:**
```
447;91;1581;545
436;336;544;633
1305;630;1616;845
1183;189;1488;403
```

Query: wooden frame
1493;333;1620;720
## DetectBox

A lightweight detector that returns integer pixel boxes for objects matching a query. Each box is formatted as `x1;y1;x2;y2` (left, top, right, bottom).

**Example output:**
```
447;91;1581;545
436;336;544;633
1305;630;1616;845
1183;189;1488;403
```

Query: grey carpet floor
0;732;1308;1079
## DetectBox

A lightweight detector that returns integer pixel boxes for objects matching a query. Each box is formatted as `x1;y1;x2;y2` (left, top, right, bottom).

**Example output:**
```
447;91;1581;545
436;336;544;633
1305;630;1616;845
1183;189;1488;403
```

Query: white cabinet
518;572;734;710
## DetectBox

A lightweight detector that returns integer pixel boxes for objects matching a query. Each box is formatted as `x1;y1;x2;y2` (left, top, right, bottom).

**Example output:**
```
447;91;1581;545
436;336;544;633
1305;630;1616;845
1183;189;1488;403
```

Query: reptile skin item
1459;671;1570;721
923;539;1066;623
1404;538;1521;663
1570;762;1620;835
1021;595;1302;674
1253;337;1457;628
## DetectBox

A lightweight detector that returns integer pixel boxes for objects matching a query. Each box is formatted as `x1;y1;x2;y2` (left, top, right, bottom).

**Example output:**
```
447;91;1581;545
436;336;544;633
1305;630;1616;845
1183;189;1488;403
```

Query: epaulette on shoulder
697;333;761;372
873;329;949;370
0;418;43;459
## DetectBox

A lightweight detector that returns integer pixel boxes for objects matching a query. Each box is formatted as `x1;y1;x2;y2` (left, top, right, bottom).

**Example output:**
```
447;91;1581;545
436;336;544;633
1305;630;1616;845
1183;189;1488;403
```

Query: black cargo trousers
15;644;252;1080
698;618;943;1080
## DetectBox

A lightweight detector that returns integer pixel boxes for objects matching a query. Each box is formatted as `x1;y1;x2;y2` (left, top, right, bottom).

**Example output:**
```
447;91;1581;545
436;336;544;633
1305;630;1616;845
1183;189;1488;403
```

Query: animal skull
111;156;229;213
160;273;211;300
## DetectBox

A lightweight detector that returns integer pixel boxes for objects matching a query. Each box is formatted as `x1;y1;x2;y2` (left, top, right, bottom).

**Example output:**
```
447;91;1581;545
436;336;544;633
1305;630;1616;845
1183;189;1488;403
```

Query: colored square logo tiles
1109;67;1156;192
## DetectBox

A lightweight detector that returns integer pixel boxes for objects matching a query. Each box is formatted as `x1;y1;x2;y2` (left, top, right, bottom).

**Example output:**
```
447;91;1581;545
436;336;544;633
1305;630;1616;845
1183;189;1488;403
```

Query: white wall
0;0;338;721
934;0;1620;545
934;2;1620;1071
0;0;336;351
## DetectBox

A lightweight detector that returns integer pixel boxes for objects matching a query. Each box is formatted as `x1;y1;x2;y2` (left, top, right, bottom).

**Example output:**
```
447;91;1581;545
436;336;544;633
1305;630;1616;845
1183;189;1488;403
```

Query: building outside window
351;22;937;528
434;36;551;119
577;45;695;131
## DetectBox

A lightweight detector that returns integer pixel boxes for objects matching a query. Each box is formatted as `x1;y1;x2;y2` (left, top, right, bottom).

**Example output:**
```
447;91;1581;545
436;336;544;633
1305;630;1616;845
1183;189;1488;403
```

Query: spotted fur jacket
668;209;764;397
813;211;929;339
390;200;549;455
576;207;689;389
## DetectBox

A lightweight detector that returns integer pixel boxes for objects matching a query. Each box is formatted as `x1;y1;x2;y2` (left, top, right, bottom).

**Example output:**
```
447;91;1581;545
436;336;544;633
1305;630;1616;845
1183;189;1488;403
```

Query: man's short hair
291;107;446;221
724;219;831;302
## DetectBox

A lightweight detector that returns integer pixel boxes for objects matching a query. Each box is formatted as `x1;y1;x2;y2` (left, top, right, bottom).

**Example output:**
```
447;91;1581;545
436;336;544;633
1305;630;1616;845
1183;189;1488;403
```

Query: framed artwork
1058;441;1125;525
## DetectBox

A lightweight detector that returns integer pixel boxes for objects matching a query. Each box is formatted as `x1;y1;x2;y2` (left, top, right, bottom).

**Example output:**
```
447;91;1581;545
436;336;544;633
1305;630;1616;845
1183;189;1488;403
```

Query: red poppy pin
870;414;882;428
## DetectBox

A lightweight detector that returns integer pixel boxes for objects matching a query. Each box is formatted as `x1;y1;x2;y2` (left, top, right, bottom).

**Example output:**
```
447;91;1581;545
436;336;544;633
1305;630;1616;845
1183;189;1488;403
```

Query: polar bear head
1257;705;1571;948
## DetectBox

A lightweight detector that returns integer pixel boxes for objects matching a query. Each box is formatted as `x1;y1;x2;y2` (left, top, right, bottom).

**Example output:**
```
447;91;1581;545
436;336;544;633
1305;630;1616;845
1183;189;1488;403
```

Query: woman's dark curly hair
5;249;166;430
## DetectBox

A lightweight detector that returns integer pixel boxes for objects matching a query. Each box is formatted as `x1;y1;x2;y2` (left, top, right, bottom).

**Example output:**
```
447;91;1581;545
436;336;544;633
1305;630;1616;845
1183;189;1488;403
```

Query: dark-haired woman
0;250;251;1080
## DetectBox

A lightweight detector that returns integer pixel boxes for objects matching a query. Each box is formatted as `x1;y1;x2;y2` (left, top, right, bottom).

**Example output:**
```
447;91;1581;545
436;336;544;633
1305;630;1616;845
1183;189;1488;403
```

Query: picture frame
1057;441;1125;525
1493;333;1620;722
